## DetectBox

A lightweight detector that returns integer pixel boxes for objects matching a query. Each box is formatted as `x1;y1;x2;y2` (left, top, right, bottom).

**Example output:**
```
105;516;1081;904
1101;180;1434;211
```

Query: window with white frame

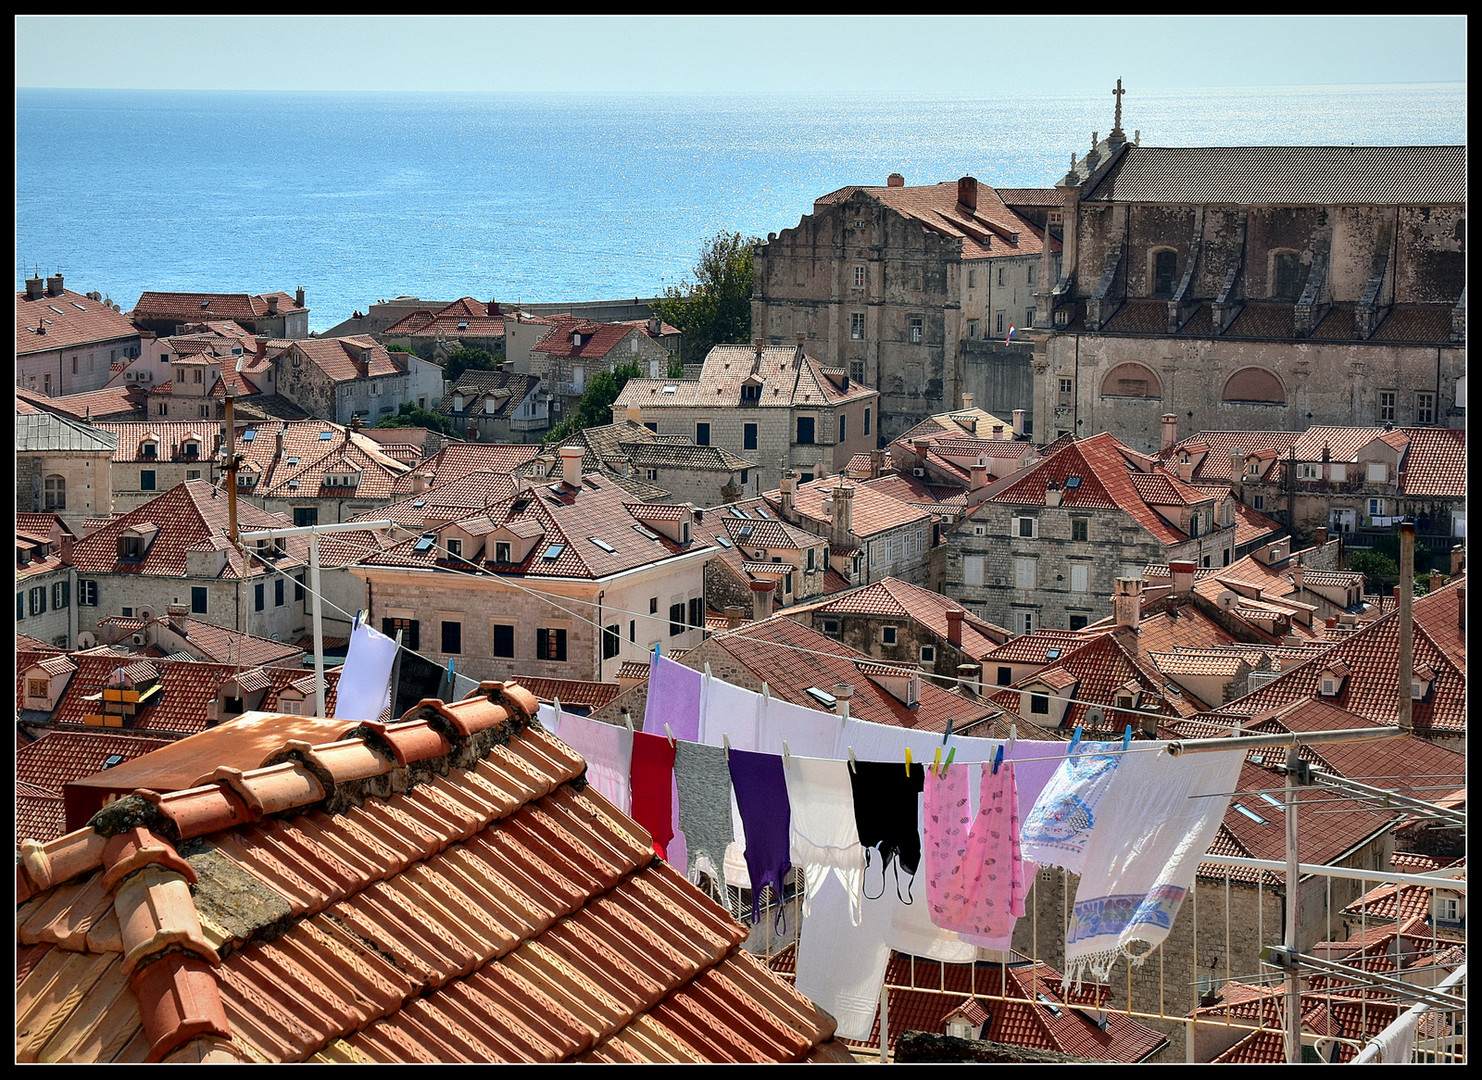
1013;515;1037;538
1016;611;1035;635
853;265;866;288
909;316;923;344
1299;463;1320;479
1416;392;1435;425
850;312;865;340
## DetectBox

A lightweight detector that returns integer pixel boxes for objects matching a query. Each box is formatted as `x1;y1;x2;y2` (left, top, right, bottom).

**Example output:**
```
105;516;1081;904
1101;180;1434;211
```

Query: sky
14;16;1467;95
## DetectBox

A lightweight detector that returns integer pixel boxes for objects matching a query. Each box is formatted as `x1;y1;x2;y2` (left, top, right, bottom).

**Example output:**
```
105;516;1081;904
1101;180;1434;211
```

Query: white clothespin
704;661;713;687
847;747;858;774
761;681;771;704
1008;724;1017;752
553;696;563;721
664;723;676;749
723;732;731;759
782;740;791;763
620;709;634;733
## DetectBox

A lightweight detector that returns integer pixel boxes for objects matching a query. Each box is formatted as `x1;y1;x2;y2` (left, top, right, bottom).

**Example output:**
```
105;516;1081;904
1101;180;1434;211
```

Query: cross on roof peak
1110;77;1127;140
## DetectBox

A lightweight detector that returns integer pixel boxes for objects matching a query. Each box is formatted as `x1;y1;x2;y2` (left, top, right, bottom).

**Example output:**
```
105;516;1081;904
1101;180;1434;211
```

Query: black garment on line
848;761;926;901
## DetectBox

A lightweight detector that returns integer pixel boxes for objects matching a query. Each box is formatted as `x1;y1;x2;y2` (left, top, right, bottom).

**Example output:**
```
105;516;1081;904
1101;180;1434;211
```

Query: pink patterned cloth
923;761;1026;950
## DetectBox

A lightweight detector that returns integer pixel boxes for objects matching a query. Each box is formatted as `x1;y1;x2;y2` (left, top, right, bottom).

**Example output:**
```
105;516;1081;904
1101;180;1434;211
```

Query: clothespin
352;608;363;630
553;696;563;720
847;746;858;774
761;682;771;704
1069;726;1083;754
932;747;943;777
942;746;956;774
723;732;731;759
703;661;712;687
782;740;791;762
1122;725;1133;752
664;723;675;749
1008;724;1017;752
991;745;1004;775
620;709;634;733
904;747;913;776
942;718;955;745
653;641;661;658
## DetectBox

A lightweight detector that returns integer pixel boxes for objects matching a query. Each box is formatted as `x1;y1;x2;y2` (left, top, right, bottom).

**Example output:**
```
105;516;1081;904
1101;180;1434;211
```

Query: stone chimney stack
749;578;775;622
830;485;855;546
1045;482;1062;508
267;295;279;316
1161;413;1178;454
832;682;854;719
725;605;745;629
1451;544;1465;575
1169;560;1195;597
1458;585;1466;631
961;392;975;410
992;424;1005;441
946;608;965;648
794;334;806;367
887;173;905;187
560;445;584;489
1113;577;1144;630
957;175;979;211
779;471;797;518
1291;562;1304;590
46;274;64;297
411;471;431;494
626;405;643;424
1012;409;1026;438
914;441;929;469
167;603;189;633
296;286;305;308
870;448;887;479
969;458;989;492
350;413;362;432
25;276;43;300
1313;526;1327;548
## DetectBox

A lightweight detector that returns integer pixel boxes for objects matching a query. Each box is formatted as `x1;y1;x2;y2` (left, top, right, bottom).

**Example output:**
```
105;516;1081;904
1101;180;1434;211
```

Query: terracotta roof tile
17;286;140;357
133;291;306;323
17;687;845;1062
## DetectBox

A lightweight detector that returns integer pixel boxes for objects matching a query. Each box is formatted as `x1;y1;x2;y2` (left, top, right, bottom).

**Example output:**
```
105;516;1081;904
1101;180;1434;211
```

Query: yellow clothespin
904;747;914;776
932;747;943;778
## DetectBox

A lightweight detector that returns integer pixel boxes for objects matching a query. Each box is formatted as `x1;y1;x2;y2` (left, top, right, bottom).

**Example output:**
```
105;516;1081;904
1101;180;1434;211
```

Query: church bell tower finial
1109;77;1128;145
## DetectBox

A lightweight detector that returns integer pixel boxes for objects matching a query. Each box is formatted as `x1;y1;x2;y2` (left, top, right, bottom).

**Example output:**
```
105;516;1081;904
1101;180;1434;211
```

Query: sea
14;83;1465;334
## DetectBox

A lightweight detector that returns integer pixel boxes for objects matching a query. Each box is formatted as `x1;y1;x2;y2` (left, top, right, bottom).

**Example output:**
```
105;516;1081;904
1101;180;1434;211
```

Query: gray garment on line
674;740;736;886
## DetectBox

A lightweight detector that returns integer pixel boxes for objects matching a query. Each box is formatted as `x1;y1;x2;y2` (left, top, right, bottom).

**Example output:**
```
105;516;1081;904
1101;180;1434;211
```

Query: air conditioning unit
131;633;147;646
912;468;926;477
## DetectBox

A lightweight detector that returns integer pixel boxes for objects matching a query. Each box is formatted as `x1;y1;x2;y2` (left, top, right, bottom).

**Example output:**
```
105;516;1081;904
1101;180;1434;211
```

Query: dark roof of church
1082;145;1465;205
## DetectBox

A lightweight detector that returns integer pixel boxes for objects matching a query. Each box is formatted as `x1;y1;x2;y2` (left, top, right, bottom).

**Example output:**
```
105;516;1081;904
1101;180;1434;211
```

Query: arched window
1222;367;1286;404
1271;250;1302;300
44;474;66;510
1100;362;1163;399
1152;249;1178;298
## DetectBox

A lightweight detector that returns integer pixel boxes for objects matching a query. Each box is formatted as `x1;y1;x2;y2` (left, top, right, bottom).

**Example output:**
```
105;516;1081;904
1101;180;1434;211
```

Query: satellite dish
76;632;97;649
1086;707;1106;726
1217;590;1238;610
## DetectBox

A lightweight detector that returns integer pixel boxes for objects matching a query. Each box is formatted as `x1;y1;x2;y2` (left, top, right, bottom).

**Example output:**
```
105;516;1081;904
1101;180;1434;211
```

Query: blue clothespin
1069;726;1083;755
1122;725;1133;752
991;745;1004;775
353;608;363;630
653;641;662;658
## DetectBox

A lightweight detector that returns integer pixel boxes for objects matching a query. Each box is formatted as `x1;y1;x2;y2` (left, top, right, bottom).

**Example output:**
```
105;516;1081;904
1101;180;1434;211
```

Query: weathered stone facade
753;176;1057;441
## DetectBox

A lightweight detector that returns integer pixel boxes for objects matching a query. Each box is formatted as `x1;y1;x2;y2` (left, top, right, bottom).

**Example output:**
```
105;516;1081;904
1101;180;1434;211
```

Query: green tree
443;346;500;383
374;401;459;438
1348;550;1399;591
542;361;643;445
652;230;759;364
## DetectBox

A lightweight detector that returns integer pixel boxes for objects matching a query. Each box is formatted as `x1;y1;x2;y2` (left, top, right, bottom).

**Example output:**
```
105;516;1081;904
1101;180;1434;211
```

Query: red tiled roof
768;476;934;540
16;685;848;1063
615;343;876;412
132;290;306;322
17;286;140;356
388;442;543;495
98;613;306;668
15;731;174;844
382;297;505;338
15;382;144;421
800;577;1009;656
1398;426;1466;498
514;675;622;712
532;318;642;360
287;335;407;383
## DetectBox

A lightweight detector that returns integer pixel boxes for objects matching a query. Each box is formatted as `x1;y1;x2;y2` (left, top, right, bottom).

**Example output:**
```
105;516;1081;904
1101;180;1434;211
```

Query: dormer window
119;535;143;561
182;441;200;458
142;441;158;459
495;542;512;564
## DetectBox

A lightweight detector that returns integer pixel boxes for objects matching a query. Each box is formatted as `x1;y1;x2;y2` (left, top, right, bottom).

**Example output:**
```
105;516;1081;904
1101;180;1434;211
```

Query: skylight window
632;524;659;541
1233;803;1268;825
805;687;837;708
754;508;771;519
730;506;747;518
1046;648;1061;660
71;302;88;311
715;536;732;548
543;544;566;560
1259;793;1285;810
286;456;299;465
102;754;126;769
1064;477;1083;489
412;500;426;508
241;429;256;441
48;305;65;315
588;537;617;554
1036;995;1062;1017
319;431;334;441
662;385;678;393
413;536;435;553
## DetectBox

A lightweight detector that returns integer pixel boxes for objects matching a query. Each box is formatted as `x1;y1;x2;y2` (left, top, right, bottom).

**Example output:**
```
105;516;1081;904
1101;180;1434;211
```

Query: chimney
725;605;745;629
914;441;929;468
350;414;362;432
887;173;905;187
295;286;305;308
1012;409;1026;438
274;427;285;459
961;392;975;410
946;608;965;647
830;484;854;545
1458;586;1465;631
626;405;643;424
267;295;279;316
969;459;988;492
1114;577;1144;630
648;316;661;336
832;682;854;720
779;471;797;517
870;448;887;479
1291;562;1304;590
1160;413;1178;454
992;424;1005;441
166;603;189;633
46;273;64;297
1169;560;1195;597
749;578;775;621
956;663;982;695
1313;526;1328;548
1451;544;1465;576
559;445;584;489
25;276;43;300
412;471;430;494
1045;482;1062;507
794;334;806;367
957;175;978;210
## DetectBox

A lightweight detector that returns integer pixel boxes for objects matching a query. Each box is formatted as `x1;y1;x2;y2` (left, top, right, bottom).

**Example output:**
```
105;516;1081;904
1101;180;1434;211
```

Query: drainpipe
1397;520;1414;733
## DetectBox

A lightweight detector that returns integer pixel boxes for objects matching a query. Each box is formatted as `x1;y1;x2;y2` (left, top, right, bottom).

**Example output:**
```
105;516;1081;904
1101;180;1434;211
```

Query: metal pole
1283;744;1302;1064
310;530;325;718
1398;519;1415;732
224;394;239;544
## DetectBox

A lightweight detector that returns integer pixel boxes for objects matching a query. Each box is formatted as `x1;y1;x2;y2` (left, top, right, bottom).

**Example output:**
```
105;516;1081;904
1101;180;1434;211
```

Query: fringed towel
1020;741;1120;874
784;756;865;924
1063;743;1245;987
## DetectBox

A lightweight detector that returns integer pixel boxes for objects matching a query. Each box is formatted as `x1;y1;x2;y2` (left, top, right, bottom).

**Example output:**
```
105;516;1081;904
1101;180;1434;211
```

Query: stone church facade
1031;105;1465;453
